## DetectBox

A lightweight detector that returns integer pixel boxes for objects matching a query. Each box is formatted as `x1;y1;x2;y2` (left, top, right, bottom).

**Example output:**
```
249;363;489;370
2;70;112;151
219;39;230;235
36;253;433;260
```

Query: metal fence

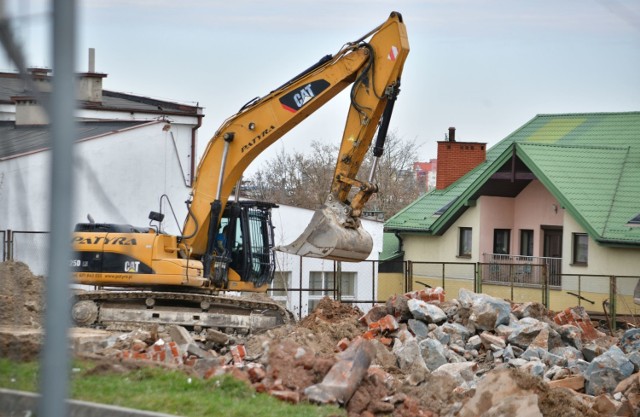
2;230;638;328
403;260;639;331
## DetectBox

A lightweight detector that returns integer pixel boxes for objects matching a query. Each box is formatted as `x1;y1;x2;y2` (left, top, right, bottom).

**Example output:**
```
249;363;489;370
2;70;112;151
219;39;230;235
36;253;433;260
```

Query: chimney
436;127;486;190
12;68;52;125
77;48;107;103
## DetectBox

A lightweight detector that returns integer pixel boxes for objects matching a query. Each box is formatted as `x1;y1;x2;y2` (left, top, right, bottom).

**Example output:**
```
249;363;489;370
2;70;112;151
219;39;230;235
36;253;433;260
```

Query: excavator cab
210;200;277;289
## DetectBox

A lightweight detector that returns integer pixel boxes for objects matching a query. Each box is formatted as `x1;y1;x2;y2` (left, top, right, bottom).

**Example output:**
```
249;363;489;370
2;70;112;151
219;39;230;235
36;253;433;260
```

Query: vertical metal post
336;261;342;302
38;1;76;417
610;276;617;332
6;230;12;261
509;263;514;301
441;263;446;290
371;261;375;307
298;256;303;316
578;275;582;306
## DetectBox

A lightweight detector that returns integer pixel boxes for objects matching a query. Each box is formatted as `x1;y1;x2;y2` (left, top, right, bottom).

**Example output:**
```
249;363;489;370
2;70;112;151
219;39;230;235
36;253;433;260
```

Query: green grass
0;358;345;417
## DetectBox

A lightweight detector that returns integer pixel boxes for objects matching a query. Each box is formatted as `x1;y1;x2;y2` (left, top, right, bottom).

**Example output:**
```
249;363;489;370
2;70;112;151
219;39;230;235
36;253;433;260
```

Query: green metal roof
385;111;640;246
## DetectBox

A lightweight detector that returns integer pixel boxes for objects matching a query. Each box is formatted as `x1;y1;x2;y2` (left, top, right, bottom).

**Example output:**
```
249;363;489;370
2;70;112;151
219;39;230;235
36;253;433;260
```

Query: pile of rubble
68;288;640;416
1;261;640;416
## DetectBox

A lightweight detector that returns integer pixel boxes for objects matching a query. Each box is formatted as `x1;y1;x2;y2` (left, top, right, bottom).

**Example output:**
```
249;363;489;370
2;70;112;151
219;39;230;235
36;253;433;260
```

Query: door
542;227;562;286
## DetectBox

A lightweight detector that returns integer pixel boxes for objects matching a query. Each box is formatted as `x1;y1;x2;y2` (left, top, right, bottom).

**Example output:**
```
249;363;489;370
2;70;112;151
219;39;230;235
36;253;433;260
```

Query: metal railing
483;253;561;287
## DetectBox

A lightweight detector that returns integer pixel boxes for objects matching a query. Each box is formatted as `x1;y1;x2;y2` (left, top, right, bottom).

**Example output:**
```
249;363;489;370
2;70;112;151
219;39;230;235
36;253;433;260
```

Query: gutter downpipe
190;111;203;187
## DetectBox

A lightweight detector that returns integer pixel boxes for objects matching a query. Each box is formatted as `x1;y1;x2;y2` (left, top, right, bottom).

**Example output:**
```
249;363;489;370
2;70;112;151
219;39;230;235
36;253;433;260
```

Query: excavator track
71;290;294;334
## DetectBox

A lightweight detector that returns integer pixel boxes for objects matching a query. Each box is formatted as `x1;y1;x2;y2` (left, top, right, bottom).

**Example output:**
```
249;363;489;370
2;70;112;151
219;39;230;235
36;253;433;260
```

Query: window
458;227;472;257
493;229;511;255
520;230;534;257
268;271;291;300
308;271;356;311
572;233;588;265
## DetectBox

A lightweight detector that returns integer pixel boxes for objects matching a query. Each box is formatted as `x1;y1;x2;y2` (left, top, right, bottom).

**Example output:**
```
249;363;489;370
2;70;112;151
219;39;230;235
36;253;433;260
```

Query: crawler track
72;290;294;334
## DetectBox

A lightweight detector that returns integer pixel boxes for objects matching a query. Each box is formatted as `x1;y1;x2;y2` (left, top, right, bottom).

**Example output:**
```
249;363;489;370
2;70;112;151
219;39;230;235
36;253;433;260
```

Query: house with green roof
381;112;640;315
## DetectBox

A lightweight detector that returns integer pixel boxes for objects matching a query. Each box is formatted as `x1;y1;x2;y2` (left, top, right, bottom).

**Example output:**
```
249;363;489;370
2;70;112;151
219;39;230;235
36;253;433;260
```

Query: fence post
509;263;514;301
542;263;549;308
609;276;617;332
476;263;482;293
298;256;303;316
6;230;13;261
404;261;412;293
441;263;446;291
336;261;342;302
371;261;376;308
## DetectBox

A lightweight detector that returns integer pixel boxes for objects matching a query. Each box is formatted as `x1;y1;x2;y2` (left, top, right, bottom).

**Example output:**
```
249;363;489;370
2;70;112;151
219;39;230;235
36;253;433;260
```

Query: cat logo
124;261;140;273
279;79;330;113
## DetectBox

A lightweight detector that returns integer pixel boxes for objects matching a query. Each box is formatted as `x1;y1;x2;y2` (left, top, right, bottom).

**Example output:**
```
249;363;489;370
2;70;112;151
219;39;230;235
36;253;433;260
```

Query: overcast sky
2;0;639;174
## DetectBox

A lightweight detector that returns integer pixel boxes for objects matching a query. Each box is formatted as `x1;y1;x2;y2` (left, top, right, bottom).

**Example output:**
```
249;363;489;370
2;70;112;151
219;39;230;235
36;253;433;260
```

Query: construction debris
1;261;640;416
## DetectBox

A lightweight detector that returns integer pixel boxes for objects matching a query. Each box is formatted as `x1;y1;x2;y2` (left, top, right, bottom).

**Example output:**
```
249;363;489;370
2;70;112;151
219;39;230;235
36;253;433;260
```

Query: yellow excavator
70;12;409;333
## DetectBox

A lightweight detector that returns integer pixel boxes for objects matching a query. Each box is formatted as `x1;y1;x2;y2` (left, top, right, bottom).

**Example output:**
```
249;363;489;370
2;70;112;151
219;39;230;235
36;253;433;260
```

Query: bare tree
245;132;423;219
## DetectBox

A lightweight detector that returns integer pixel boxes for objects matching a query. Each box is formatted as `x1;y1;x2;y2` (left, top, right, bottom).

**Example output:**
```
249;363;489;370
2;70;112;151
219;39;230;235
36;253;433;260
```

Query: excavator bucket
276;199;373;262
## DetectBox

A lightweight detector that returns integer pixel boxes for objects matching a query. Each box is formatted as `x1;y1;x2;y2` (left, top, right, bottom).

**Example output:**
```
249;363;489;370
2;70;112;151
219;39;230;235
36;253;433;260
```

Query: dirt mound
300;296;363;325
0;261;45;327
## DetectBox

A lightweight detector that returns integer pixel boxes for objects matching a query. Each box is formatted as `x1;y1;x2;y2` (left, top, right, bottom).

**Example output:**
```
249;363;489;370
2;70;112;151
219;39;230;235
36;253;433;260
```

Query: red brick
184;355;198;367
553;307;600;341
336;337;350;351
362;330;377;340
230;345;246;364
377;315;399;332
379;337;393;346
247;365;266;383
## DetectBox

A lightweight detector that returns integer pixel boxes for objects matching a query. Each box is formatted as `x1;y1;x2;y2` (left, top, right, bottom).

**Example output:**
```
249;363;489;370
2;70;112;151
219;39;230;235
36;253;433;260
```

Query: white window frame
308;271;356;311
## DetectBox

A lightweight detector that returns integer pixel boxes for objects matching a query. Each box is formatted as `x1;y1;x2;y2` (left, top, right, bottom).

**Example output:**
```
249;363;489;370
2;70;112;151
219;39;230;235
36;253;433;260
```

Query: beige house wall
385;179;640;315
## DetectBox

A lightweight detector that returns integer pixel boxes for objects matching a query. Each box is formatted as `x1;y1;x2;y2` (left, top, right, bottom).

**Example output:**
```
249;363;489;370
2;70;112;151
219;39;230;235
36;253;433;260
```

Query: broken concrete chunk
465;335;482;351
585;346;635;396
479;331;506;350
620;328;640;354
520;361;546;378
407;318;429;340
512;301;548;319
432;361;478;386
441;322;472;343
168;325;193;345
407;299;446;324
457;368;543;417
393;337;428;373
385;294;412;322
428;326;450;346
507;321;547;349
418;338;448;371
550;346;583;362
205;328;230;345
304;337;375;405
458;289;511;331
626;351;640;372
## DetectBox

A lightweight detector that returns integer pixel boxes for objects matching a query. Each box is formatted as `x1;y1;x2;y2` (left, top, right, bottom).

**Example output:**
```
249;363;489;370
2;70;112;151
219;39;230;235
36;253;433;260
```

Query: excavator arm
183;11;409;270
